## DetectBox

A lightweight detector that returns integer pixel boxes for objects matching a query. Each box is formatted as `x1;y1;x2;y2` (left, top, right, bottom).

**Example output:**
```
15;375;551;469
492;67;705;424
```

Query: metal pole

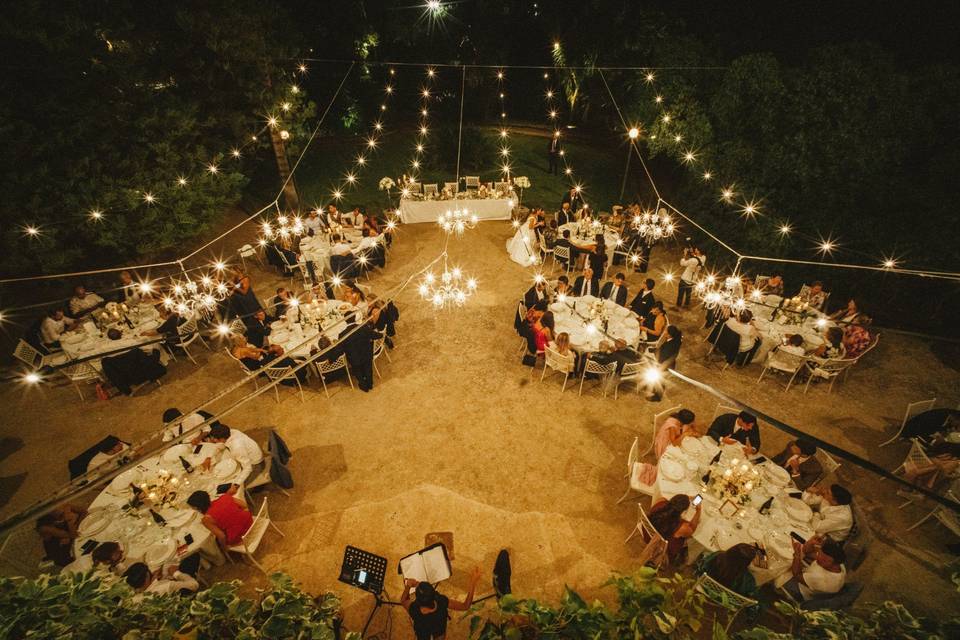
618;143;632;202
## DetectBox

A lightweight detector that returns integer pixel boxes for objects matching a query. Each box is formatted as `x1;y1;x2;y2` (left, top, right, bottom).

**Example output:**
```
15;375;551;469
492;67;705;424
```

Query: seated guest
786;536;846;602
829;298;862;324
591;338;639;374
641;302;668;342
325;203;342;227
694;543;761;605
187;487;253;549
772;439;823;490
757;274;784;296
901;408;960;441
304;208;325;235
524;280;549;309
556;201;574;227
344;282;369;317
648;494;701;564
140;306;186;345
547;331;576;373
600;272;628;306
724;309;760;355
811;326;845;359
841;315;873;358
69;285;105;317
803;483;853;542
117;270;149;305
246;309;272;348
36;504;87;567
87;436;129;472
330;234;353;257
229;269;264;323
552;275;572;301
230;335;307;385
272;287;291;314
656;325;683;370
124;561;199;597
777;334;807;356
635;409;699;484
194;422;264;473
629;278;656;318
572;267;599;297
901;440;960;489
344;205;364;228
797;281;827;310
533;311;555;354
542;219;558;249
40;307;77;348
63;540;126;576
161;407;206;442
707;410;761;455
554;229;576;266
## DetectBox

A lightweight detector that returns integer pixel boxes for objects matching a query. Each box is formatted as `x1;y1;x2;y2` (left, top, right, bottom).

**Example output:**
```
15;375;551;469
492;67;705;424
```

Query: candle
723;469;733;478
741;464;749;473
731;458;740;466
745;481;753;491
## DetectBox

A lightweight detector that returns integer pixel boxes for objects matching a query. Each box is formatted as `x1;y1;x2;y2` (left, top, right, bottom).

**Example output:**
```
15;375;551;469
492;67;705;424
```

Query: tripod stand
360;589;403;638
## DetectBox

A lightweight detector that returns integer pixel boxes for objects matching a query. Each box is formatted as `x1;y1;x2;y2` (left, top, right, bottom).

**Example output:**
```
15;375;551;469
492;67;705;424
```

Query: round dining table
73;442;251;572
558;222;619;266
550;295;641;352
745;295;831;361
652;435;816;585
267;300;359;358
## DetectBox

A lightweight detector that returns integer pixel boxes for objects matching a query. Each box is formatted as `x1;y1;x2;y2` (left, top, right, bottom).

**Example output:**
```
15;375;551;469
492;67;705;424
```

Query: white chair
226;497;285;573
278;250;299;286
613;361;646;399
551;244;572;274
816;449;842;480
59;360;103;401
313;353;354;398
617;437;656;503
443;181;458;194
262;365;305;403
515;301;528;354
169;314;208;365
13;339;69;369
237;243;263;270
648;406;682;458
228;317;247;336
407;182;422;195
0;524;47;579
464;176;480;190
712;403;740;422
423;183;438;197
372;336;392;380
695;573;759;629
842;332;880;382
624;502;668;569
494;181;511;192
225;347;259;385
906;483;960;535
536;229;552;263
244;440;292;502
578;358;617;397
803;358;856;394
894;438;933;508
880;398;937;447
539;346;575;392
756;349;808;391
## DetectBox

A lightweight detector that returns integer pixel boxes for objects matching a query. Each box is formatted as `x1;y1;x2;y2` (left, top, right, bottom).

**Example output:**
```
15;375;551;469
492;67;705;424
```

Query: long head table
398;197;514;224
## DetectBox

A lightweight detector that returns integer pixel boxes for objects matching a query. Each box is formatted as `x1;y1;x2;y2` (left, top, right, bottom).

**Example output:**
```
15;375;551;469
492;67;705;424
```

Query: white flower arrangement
378;177;395;191
707;457;762;506
588;299;609;323
514;176;531;189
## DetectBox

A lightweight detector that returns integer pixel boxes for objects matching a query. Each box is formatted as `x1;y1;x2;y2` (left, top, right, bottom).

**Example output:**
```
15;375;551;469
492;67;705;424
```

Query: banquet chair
227;317;248;336
464;176;480;191
313;353;354;398
756;349;808;391
578;358;617;397
906;483;960;535
237;243;263;270
494;181;511;192
0;524;47;579
443;181;458;194
225;348;261;390
649;406;682;458
407;182;422;195
539;346;574;392
372;336;392;380
711;403;740;422
842;332;880;382
278;251;299;287
169;314;208;365
13;338;70;369
550;244;572;274
244;440;292;502
892;438;932;505
815;449;842;482
423;183;439;197
694;573;758;630
624;502;667;569
613;361;646;399
880;398;937;447
515;301;528;354
262;365;304;403
802;357;856;394
59;360;103;401
535;229;552;263
226;497;285;574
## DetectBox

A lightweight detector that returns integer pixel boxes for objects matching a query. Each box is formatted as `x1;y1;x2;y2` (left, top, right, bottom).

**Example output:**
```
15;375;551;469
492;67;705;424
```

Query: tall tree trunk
270;127;300;212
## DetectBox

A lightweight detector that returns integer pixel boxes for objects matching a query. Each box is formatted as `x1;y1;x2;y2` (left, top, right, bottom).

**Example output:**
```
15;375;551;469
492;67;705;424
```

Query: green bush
427;126;497;175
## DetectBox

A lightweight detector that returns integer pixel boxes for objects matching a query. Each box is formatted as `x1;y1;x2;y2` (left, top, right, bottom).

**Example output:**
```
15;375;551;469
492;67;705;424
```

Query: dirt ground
1;220;958;637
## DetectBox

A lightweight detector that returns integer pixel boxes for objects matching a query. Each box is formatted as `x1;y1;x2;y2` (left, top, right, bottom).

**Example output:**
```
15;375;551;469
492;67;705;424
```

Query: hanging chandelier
162;271;231;315
632;207;675;246
437;208;479;235
417;255;478;309
695;274;746;313
259;212;305;244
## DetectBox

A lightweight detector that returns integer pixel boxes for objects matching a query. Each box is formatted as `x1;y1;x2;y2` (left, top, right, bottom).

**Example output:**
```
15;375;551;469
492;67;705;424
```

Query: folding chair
13;338;70;369
695;573;759;630
880;398;937;447
372;336;392;380
756;350;808;391
226;497;285;574
578;358;617;397
237;243;263;270
613;361;646;399
906;483;960;535
802;358;856;394
313;353;354;398
423;183;438;197
550;244;572;274
443;181;459;195
815;449;842;482
539;346;575;392
463;176;480;190
515;301;528;354
625;502;668;569
617;437;656;503
262;365;305;403
59;360;103;401
169;314;209;365
244;440;292;502
649;406;682;457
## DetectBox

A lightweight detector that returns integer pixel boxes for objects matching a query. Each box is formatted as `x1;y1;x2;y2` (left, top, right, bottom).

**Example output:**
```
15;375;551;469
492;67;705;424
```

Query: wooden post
270;127;300;212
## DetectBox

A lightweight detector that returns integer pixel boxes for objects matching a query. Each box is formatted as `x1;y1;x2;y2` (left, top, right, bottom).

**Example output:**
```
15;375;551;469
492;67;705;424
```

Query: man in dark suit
246;309;272;348
629;278;657;317
772;439;823;491
523;280;549;309
546;132;562;175
600;272;629;306
572;267;600;297
553;228;576;268
707;411;761;454
556;202;574;227
560;186;583;212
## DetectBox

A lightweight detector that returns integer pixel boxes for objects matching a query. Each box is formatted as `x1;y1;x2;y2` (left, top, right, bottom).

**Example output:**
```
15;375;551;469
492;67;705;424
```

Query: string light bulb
682;150;696;163
207;164;219;174
143;192;156;204
702;171;712;180
231;149;241;158
628;127;640;140
89;209;103;221
645;71;655;83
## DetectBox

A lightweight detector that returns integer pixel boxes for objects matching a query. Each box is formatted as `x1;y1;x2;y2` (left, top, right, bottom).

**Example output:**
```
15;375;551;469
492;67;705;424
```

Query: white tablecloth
653;436;815;585
399;197;514;224
550;295;640;352
74;443;251;571
268;300;358;358
746;296;830;361
298;230;366;274
558;223;619;265
60;305;165;367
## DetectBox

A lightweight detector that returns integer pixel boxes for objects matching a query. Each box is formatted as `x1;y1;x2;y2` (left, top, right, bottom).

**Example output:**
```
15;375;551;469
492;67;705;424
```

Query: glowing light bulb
628;127;639;139
500;129;508;138
385;85;393;94
367;138;377;148
662;114;671;123
24;372;41;384
346;174;356;183
356;156;366;165
143;192;155;204
281;102;291;112
89;209;103;220
655;95;663;103
645;72;655;83
702;171;712;180
267;116;278;127
177;176;188;186
207;164;219;174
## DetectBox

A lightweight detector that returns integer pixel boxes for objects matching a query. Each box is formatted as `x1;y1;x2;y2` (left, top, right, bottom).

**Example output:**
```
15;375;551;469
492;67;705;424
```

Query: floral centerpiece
134;469;183;508
775;296;814;326
576;217;603;240
378;177;395;191
706;456;761;507
514;176;530;189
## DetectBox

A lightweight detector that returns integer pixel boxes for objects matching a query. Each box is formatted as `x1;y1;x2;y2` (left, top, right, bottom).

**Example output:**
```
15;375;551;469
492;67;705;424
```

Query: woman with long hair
648;494;701;564
534;310;555;354
635;409;700;485
695;543;761;613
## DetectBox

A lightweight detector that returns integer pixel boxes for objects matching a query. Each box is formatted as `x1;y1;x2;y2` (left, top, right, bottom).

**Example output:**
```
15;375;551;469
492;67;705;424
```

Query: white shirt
580;279;592;297
162;412;206;442
304;216;324;234
803;492;853;541
798;562;846;601
325;211;341;227
358;235;379;250
121;283;142;305
69;293;104;316
331;242;353;256
607;284;621;302
725;318;759;352
41;316;71;345
779;344;806;356
88;444;130;471
224;429;264;468
138;571;199;598
680;255;704;283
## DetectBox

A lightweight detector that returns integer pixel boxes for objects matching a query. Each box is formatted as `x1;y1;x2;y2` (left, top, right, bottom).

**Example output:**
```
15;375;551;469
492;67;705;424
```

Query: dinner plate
660;458;684;482
684;460;699;472
162;509;196;528
63;332;86;345
78;509;111;537
271;330;289;343
785;497;813;522
111;468;143;492
138;319;159;332
765;531;793;558
144;538;177;568
549;302;566;313
162;444;192;465
214;458;238;478
680;438;703;455
764;464;791;486
270;321;285;331
747;525;766;541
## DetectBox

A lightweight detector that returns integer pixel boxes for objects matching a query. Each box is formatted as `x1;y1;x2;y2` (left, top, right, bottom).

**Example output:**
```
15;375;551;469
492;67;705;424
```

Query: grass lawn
291;125;628;215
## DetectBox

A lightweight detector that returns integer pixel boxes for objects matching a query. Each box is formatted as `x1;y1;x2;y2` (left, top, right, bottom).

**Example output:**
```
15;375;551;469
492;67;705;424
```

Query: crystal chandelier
417;256;478;309
163;272;231;315
259;213;305;244
632;207;675;246
695;274;746;313
437;208;479;235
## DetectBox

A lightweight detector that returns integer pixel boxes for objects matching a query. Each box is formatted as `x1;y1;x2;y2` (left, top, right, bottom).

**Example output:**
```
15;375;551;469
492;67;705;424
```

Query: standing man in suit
707;411;761;455
600;273;629;306
523;280;549;309
629;278;657;318
572;266;600;297
556;202;574;227
546;131;562;175
561;187;583;213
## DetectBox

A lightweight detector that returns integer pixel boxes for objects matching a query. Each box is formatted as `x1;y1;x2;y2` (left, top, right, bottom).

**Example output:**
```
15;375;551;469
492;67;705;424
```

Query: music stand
338;546;400;638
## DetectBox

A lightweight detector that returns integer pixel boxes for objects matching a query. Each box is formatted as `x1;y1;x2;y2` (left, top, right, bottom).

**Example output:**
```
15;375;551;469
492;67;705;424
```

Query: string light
177;176;188;186
143;192;156;204
23;372;41;384
89;209;103;221
779;223;793;235
628;127;640;140
720;186;735;203
231;149;241;158
702;171;712;180
645;71;655;83
682;150;696;163
23;225;40;237
206;164;219;174
740;200;760;218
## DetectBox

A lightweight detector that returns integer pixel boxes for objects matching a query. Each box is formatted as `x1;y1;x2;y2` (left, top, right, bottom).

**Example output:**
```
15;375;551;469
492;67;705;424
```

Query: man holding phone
785;535;846;601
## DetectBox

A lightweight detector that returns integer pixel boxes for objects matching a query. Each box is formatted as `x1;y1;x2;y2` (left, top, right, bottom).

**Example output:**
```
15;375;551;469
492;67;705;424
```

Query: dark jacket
772;446;823;490
572;275;600;297
707;413;761;451
630;290;656;318
523;285;549;309
600;281;628;306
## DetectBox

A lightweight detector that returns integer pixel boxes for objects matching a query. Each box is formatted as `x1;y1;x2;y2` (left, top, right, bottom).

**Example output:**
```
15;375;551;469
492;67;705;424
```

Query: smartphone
216;483;233;494
355;569;368;585
753;456;767;464
692;494;703;507
789;491;803;499
81;539;98;555
184;533;194;545
789;531;806;545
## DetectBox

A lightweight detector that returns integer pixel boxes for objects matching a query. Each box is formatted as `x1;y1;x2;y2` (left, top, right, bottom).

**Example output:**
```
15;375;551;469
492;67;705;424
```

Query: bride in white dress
506;215;539;266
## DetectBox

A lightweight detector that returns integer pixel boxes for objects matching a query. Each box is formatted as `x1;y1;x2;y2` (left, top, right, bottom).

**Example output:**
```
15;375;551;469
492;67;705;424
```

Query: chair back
902;399;937;429
583;358;617;376
407;182;422;194
766;349;808;373
544;346;574;373
263;365;296;384
372;337;386;359
443;181;459;194
904;438;933;469
626;436;640;473
464;176;480;188
619;361;645;379
0;525;46;579
494;181;511;192
810;357;856;377
13;339;43;368
552;245;570;261
423;183;438;196
712;403;740;422
60;361;100;382
233;497;271;553
695;573;759;612
318;353;349;375
228;318;247;335
178;314;199;338
239;244;256;258
816;449;841;476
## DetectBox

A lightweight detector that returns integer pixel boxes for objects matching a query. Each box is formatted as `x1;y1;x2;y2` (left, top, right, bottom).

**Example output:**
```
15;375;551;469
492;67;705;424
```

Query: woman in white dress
506;215;539;266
